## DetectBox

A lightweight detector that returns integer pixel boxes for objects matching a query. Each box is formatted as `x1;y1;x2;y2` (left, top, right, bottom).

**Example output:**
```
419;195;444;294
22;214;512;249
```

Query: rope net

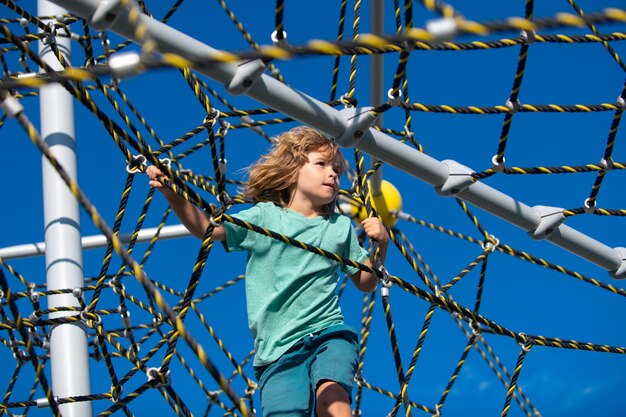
1;0;625;416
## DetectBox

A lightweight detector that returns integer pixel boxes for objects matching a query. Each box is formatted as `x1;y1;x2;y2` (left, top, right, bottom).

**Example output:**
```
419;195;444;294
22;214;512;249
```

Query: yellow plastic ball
350;180;402;227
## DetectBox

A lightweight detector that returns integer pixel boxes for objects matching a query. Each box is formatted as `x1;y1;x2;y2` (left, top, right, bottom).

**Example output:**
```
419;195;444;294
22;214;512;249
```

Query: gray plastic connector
90;0;127;31
435;159;475;196
334;107;377;148
529;205;566;240
609;247;626;279
226;59;266;95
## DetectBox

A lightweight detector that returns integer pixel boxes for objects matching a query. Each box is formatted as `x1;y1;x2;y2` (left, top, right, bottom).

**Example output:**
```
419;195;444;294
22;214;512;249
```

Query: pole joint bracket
226;59;266;95
90;0;129;31
335;107;377;148
528;205;566;240
435;159;475;196
610;247;626;280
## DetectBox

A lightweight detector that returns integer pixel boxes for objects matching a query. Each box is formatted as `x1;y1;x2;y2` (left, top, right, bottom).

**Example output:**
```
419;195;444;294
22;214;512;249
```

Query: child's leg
254;345;314;417
309;332;359;417
315;380;351;417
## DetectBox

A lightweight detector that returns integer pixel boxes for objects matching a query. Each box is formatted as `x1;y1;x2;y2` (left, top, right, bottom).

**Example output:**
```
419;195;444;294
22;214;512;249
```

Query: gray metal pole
38;1;93;415
48;0;626;278
370;0;384;196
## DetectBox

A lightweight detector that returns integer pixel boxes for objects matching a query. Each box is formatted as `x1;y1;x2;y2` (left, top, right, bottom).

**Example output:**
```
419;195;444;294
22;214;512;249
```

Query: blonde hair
242;126;344;215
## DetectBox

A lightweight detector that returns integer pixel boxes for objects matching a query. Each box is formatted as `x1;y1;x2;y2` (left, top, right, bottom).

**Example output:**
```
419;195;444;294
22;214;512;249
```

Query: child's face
291;149;342;210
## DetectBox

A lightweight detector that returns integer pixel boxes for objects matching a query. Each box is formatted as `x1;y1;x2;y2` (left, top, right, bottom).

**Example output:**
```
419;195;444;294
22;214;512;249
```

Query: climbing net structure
1;0;626;416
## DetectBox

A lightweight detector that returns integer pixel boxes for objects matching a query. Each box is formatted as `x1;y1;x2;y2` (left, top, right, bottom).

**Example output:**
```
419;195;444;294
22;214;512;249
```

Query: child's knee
315;380;350;410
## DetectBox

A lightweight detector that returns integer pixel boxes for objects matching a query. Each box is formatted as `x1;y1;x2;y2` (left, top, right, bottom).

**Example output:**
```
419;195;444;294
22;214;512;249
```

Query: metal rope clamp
491;154;506;173
403;124;415;143
271;30;288;47
218;120;231;140
209;214;222;228
521;29;536;45
387;88;403;106
158;157;172;170
126;154;147;174
481;235;500;253
110;384;123;403
426;17;458;42
146;367;171;387
468;319;481;336
583;197;596;214
14;348;28;362
109;278;126;295
36;396;59;409
29;286;41;303
245;382;258;396
42;21;57;46
239;114;263;133
517;332;533;352
434;285;442;300
108;52;144;81
379;265;392;297
80;310;102;327
339;93;357;108
205;108;220;128
0;92;24;118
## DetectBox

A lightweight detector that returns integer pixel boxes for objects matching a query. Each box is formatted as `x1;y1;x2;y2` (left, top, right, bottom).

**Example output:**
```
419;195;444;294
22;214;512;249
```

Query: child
147;126;389;417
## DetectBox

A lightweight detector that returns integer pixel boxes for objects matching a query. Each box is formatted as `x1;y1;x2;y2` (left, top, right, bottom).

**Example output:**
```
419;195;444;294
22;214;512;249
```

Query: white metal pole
38;1;93;415
0;224;191;260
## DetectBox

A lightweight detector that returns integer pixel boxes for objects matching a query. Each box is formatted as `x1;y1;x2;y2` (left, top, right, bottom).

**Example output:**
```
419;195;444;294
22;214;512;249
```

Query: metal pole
370;0;384;196
48;0;626;278
39;1;92;416
0;225;191;260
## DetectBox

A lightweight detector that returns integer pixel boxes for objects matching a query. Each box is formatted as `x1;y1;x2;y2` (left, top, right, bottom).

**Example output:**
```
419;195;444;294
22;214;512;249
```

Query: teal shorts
254;324;359;417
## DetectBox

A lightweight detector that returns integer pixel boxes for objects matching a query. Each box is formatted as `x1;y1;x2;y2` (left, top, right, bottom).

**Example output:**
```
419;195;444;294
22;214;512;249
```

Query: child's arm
349;217;389;292
147;166;225;241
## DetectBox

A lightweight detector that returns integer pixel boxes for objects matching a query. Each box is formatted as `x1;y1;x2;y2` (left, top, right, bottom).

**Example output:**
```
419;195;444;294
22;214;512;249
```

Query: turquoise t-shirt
223;202;369;366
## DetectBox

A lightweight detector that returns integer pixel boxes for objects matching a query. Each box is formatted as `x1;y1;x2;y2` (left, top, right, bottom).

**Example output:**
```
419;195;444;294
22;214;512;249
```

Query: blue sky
1;1;626;416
